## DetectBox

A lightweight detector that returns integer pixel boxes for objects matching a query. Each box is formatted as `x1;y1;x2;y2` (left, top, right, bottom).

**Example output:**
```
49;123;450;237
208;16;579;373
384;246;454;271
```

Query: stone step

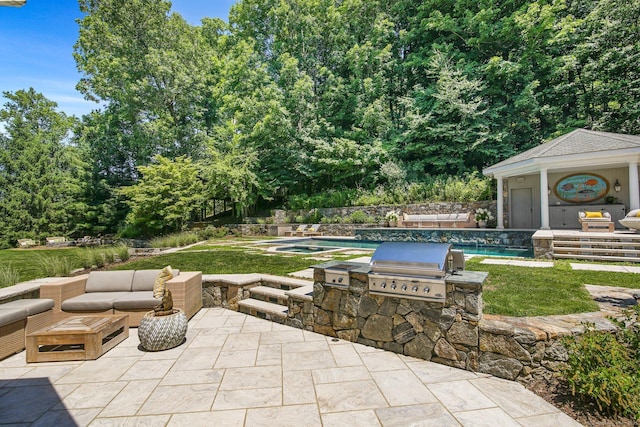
553;240;640;247
250;286;289;305
554;253;640;262
284;284;314;301
259;275;313;291
237;299;288;322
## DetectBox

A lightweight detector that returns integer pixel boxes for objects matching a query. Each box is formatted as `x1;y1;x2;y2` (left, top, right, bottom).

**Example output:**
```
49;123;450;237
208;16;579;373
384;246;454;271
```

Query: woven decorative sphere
138;308;188;351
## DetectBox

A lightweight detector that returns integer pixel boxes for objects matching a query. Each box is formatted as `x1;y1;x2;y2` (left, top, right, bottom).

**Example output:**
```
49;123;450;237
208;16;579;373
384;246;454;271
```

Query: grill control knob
423;287;430;294
401;285;407;291
338;277;343;283
412;285;419;292
391;283;397;290
380;282;386;289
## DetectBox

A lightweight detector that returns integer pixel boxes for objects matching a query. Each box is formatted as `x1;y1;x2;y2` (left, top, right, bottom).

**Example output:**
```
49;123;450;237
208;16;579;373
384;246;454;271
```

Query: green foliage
563;307;640;419
287;189;358;210
0;89;88;245
150;231;200;249
198;226;230;240
0;264;20;288
120;155;204;236
36;255;74;277
113;244;130;263
348;210;369;224
288;173;493;209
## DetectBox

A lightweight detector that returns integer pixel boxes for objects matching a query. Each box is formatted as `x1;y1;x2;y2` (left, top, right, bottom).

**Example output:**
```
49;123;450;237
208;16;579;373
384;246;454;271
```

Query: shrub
0;265;20;287
37;255;74;277
348;210;369;224
198;226;229;240
563;307;640;420
305;208;323;224
150;231;199;248
113;244;130;262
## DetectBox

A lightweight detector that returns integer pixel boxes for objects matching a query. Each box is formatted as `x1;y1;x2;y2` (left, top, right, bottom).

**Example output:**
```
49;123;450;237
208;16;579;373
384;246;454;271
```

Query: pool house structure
483;128;640;260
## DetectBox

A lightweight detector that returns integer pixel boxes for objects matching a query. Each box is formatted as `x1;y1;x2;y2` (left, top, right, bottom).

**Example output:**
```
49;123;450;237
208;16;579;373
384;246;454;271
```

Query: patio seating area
0;307;579;426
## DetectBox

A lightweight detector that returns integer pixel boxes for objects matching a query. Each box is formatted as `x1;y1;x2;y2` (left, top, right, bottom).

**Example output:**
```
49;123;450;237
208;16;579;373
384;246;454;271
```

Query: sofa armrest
166;271;202;319
39;275;89;321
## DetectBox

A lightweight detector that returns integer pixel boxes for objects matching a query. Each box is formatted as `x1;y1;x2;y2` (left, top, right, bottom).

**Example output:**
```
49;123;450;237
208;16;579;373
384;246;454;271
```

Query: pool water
272;238;533;258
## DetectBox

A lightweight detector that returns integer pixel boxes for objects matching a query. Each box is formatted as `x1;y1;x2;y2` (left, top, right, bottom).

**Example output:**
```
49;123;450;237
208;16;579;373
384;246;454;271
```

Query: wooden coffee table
26;315;129;363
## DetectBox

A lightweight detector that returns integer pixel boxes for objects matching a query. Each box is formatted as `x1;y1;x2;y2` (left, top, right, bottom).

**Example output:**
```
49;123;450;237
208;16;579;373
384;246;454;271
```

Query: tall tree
0;89;88;246
75;0;212;174
120;155;204;236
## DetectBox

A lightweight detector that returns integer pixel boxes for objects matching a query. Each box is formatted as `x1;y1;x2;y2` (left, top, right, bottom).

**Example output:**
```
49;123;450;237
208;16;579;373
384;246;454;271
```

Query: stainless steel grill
368;242;464;302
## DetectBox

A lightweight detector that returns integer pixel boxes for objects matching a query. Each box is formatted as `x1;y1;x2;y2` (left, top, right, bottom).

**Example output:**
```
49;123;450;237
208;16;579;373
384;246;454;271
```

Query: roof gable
485;129;640;172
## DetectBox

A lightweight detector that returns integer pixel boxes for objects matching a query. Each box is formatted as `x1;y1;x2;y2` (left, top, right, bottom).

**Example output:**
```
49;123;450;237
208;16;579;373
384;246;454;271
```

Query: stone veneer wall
356;228;534;250
315;201;496;219
311;266;487;373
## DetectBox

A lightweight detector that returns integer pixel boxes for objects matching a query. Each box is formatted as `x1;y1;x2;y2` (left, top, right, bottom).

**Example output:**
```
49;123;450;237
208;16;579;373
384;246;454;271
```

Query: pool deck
0;307;582;426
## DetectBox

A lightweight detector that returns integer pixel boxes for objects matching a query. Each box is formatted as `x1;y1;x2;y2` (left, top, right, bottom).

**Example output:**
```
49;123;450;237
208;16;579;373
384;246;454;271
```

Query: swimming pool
270;237;533;257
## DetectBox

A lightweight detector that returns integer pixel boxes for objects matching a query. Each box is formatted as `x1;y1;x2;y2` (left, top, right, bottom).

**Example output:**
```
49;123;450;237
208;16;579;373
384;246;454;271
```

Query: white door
511;188;534;229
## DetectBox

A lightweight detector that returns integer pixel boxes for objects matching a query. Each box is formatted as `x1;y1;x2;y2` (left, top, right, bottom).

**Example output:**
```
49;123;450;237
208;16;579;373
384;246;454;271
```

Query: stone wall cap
446;271;488;286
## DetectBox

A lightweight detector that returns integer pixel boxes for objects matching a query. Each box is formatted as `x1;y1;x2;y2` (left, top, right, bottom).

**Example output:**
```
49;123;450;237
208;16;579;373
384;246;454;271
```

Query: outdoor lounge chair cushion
61;292;129;311
0;299;54;315
0;308;27;327
112;292;159;310
131;269;180;292
626;209;640;218
85;270;135;293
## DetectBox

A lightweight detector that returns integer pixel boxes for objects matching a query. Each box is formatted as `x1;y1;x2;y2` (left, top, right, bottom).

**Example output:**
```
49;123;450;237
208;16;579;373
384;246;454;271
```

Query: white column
629;162;639;211
496;176;504;229
540;169;550;229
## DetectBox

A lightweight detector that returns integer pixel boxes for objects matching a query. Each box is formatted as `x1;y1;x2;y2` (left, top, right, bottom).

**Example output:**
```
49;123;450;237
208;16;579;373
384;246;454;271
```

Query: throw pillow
584;211;603;218
153;265;174;299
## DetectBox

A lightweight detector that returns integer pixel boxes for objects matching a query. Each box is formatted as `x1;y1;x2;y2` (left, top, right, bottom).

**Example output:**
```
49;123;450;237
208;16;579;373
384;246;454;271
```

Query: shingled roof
484;129;640;176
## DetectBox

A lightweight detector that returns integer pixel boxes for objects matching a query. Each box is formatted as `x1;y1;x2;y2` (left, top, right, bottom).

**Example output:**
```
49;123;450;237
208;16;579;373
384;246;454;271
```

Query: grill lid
369;242;453;276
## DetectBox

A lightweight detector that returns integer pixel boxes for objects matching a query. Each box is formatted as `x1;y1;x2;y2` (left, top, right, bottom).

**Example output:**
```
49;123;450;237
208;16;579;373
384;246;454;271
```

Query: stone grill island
313;259;487;373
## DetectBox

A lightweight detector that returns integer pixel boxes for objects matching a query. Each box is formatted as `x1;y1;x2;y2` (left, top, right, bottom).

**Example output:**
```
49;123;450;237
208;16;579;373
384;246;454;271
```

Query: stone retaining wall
317;201;496;219
356;228;534;249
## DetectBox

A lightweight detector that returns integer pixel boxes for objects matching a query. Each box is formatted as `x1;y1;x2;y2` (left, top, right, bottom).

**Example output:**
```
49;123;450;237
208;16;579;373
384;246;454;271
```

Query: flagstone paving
0;308;582;426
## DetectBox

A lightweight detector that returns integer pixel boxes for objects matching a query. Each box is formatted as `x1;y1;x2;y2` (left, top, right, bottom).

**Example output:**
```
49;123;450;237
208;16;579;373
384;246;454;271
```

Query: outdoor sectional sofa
399;213;475;228
39;269;203;327
0;298;54;360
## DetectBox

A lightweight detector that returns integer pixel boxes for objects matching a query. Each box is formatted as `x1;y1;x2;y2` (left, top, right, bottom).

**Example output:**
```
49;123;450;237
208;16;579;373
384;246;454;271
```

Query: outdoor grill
367;242;464;302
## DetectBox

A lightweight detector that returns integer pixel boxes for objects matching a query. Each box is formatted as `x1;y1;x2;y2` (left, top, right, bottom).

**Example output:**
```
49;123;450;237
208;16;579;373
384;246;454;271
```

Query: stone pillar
629;162;639;211
496;176;505;229
540;169;550;230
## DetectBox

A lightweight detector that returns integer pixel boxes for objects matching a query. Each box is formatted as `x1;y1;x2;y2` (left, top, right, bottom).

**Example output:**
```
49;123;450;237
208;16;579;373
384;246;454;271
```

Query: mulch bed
524;376;638;427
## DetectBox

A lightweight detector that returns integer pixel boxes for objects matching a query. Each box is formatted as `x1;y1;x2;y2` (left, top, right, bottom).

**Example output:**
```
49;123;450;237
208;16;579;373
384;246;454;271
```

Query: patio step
554;253;640;262
260;275;311;291
249;286;289;305
237;299;288;322
551;234;640;262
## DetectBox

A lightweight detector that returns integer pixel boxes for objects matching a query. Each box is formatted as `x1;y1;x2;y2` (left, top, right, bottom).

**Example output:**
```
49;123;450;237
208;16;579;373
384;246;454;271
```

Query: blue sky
0;0;237;118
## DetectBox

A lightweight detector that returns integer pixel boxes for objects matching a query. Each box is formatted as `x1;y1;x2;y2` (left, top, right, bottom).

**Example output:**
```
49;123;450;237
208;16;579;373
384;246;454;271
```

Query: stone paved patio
0;308;582;426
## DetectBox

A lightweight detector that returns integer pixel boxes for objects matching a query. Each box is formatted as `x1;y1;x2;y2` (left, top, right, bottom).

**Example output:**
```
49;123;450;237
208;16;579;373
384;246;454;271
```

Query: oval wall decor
553;173;609;203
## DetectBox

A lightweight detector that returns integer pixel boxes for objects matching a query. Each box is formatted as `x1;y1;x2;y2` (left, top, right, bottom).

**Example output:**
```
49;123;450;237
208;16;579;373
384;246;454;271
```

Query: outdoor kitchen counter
445;270;488;287
312;260;369;272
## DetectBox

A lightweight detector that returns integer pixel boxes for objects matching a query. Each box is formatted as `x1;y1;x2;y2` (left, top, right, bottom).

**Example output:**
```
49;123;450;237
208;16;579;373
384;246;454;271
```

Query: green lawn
2;243;639;317
0;248;87;282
